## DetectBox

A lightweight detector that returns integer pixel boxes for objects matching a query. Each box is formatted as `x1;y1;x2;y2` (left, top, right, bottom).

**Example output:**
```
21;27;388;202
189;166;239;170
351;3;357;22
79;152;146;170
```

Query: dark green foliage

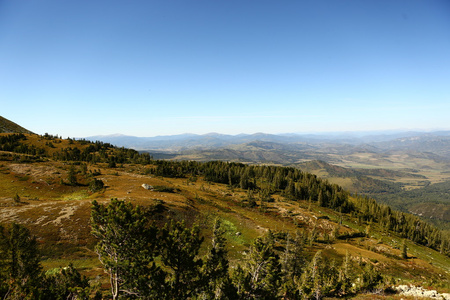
200;219;237;299
67;165;78;186
13;194;20;204
359;263;383;292
353;195;450;255
233;232;282;299
279;231;306;298
107;157;117;168
40;264;91;300
48;138;152;164
338;251;353;296
3;223;42;298
160;220;204;299
0;225;10;297
90;199;159;299
299;250;338;299
401;240;408;259
91;202;238;299
0;134;46;157
153;185;177;193
89;178;104;193
87;199;391;299
0;223;94;299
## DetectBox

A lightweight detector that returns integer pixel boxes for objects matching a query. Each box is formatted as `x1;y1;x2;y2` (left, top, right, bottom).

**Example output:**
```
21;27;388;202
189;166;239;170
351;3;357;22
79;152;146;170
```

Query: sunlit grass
62;190;89;201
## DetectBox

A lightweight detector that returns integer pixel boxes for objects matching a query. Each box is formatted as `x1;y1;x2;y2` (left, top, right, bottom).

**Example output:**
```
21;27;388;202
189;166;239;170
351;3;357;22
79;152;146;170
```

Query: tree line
0;133;152;165
149;160;450;256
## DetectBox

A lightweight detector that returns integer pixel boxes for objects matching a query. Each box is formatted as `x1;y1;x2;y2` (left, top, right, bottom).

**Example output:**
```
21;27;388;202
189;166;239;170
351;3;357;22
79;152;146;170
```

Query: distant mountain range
85;131;450;161
86;130;450;148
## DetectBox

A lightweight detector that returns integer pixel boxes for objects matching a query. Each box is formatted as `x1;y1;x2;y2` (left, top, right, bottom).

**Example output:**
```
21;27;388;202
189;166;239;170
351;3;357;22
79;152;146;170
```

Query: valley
1;128;450;298
98;131;450;232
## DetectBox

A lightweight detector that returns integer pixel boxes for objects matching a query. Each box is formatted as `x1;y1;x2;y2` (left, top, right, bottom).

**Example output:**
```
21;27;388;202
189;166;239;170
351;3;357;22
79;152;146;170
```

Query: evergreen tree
401;239;408;259
0;223;94;299
279;231;305;299
67;165;77;186
0;225;8;297
236;233;282;299
338;251;353;296
200;218;236;299
40;263;92;300
359;263;383;292
0;223;42;298
6;223;42;298
90;199;160;299
89;178;104;193
160;220;204;299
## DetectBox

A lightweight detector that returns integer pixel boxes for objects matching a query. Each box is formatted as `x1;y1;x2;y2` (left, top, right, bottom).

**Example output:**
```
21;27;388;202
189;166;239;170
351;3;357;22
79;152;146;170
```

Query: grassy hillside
1;133;450;298
0;116;34;134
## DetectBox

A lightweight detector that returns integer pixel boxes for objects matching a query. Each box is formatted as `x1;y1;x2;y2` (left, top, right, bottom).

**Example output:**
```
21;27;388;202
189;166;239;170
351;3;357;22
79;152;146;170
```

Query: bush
153;185;176;193
89;178;104;193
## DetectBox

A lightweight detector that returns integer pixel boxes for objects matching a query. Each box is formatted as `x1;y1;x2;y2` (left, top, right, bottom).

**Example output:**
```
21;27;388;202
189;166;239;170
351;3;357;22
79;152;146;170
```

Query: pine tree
401;239;408;259
279;231;305;299
67;165;77;186
300;250;339;299
89;178;104;193
338;251;353;296
238;234;282;299
1;223;42;298
0;225;8;297
90;199;159;299
359;263;383;292
40;263;92;299
201;218;236;299
310;251;324;300
160;220;204;299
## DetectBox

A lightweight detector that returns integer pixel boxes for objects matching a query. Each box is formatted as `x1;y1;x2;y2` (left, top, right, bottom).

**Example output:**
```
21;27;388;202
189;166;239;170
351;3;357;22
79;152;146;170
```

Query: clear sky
1;0;449;137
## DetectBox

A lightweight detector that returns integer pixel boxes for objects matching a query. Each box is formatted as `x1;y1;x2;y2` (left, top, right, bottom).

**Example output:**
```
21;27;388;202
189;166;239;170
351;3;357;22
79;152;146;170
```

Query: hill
1;131;450;298
0;116;34;134
105;131;450;231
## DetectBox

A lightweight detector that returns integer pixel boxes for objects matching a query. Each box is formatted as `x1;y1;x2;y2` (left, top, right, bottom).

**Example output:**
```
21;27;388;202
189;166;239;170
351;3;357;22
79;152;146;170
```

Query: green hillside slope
0;116;34;134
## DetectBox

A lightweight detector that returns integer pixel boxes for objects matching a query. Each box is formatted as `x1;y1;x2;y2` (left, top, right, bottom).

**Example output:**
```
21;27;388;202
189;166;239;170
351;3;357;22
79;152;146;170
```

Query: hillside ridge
0;116;33;134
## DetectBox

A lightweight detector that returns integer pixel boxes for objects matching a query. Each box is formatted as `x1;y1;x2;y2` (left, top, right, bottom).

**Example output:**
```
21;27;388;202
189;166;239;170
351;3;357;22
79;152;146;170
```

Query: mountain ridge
0;116;34;134
85;130;450;152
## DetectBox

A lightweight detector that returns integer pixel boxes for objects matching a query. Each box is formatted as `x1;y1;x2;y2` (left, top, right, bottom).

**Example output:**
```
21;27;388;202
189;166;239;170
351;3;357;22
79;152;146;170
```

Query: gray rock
142;183;153;190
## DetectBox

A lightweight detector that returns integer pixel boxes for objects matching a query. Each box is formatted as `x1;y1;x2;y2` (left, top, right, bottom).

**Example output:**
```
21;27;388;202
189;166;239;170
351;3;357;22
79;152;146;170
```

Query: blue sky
1;0;449;137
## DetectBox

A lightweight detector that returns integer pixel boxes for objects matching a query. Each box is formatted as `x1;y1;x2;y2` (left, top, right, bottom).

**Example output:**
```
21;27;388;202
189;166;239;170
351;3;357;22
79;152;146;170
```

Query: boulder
142;183;153;190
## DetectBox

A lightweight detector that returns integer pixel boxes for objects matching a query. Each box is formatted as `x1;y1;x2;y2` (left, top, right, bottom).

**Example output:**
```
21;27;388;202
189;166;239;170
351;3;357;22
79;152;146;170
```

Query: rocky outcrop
394;285;450;299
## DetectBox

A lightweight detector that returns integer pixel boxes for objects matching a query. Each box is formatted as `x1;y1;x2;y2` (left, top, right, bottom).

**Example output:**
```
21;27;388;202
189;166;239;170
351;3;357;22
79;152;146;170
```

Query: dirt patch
9;163;62;180
44;203;78;226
